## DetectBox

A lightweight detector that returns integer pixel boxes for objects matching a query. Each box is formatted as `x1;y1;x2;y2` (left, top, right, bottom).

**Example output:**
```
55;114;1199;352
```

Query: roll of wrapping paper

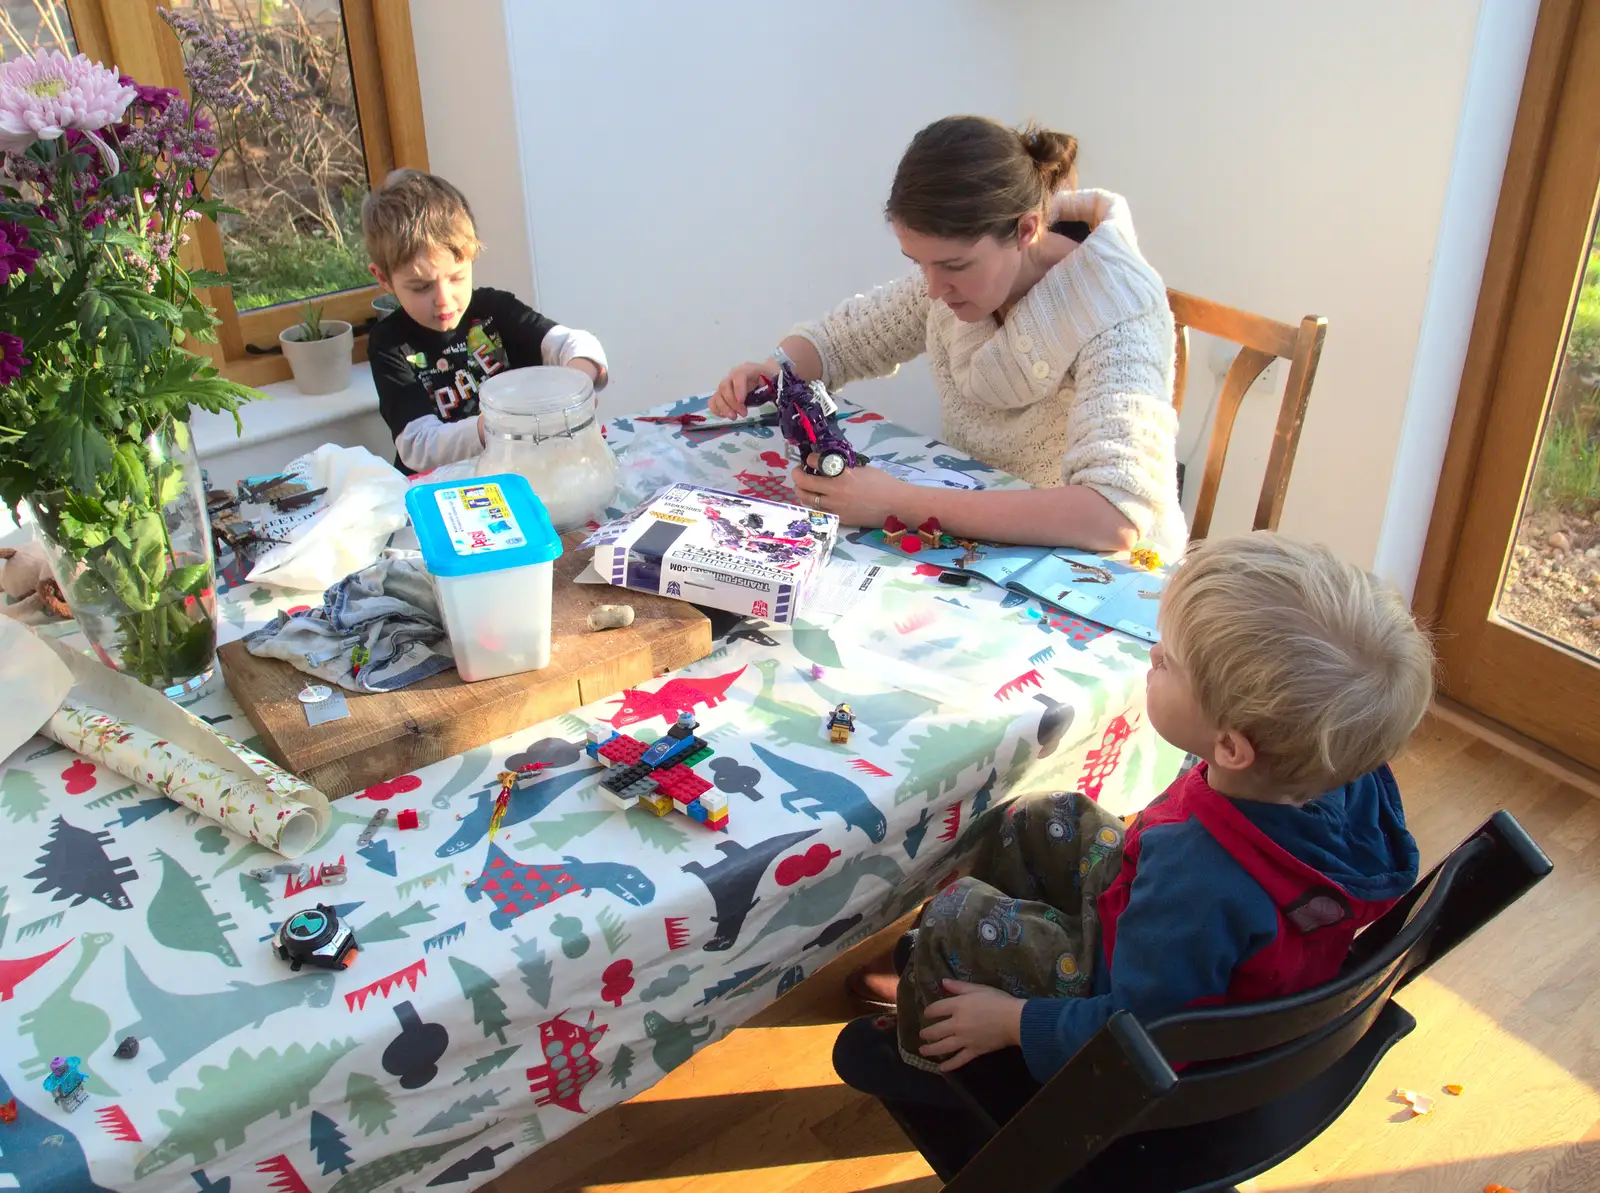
42;699;328;856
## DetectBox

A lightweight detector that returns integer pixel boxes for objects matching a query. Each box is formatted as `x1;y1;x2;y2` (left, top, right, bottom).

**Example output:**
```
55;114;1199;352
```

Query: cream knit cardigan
793;189;1186;556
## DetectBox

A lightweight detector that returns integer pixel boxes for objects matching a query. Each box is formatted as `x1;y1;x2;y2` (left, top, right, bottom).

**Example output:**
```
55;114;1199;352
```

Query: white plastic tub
404;473;563;682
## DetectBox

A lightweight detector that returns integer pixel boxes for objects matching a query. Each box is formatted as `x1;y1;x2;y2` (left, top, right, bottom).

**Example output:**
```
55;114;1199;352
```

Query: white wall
419;0;1534;586
501;0;1022;432
1374;0;1538;597
409;0;536;299
1018;0;1492;570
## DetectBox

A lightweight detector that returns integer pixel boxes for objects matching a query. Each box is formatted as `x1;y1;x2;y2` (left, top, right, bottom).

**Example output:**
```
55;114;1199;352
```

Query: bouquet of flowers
0;12;285;693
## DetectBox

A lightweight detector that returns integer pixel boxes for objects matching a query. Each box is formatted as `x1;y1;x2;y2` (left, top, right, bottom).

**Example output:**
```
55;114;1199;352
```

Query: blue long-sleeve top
1015;767;1419;1080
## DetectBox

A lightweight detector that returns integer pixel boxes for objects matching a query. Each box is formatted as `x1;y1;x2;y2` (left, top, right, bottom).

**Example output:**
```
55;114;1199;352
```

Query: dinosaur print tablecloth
0;397;1184;1192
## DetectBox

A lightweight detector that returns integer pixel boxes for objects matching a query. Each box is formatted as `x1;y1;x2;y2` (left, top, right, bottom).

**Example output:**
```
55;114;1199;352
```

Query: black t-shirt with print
368;286;557;444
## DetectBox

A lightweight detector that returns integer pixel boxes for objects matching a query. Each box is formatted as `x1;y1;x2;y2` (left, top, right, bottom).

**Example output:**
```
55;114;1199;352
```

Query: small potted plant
278;301;353;395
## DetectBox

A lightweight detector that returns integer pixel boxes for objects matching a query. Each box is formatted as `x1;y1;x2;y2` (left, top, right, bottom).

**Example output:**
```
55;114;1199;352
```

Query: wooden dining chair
1168;290;1328;540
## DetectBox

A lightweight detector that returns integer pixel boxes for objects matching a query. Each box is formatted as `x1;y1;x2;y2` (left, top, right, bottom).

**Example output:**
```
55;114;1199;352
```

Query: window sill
190;362;380;458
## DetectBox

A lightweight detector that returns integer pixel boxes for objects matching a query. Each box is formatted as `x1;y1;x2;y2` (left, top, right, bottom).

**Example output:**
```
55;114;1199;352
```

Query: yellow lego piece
640;792;674;818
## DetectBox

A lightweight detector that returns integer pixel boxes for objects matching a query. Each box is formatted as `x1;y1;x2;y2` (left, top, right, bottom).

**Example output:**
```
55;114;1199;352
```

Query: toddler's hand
919;980;1025;1071
710;360;772;420
477;412;486;446
568;356;605;388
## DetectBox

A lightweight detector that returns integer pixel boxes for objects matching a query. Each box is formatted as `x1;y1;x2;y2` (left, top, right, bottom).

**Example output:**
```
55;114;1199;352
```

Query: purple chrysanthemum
0;51;137;153
0;331;29;385
0;221;39;280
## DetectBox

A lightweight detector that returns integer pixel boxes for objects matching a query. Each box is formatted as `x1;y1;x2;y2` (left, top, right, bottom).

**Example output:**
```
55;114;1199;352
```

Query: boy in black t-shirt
362;170;609;474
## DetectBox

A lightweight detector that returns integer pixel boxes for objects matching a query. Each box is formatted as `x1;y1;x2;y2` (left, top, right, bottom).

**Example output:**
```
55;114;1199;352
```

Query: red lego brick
654;765;711;804
598;735;647;765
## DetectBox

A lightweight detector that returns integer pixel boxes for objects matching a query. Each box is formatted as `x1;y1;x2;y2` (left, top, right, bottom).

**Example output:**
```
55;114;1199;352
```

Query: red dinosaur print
0;939;71;1001
1080;712;1137;802
525;1011;608;1113
846;411;885;423
605;666;747;728
734;469;797;504
61;760;96;794
849;758;893;778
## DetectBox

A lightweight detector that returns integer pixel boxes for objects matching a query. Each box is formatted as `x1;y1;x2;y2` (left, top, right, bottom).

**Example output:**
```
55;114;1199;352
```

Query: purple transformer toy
753;352;870;478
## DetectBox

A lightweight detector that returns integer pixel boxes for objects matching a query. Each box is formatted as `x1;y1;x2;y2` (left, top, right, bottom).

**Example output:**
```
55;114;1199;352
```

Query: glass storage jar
476;366;619;532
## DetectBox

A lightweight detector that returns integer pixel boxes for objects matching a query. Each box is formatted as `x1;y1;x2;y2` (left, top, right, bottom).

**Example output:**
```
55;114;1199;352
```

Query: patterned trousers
898;791;1127;1069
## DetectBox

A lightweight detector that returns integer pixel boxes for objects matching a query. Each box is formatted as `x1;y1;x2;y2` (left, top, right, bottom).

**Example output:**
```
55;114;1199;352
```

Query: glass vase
27;421;219;699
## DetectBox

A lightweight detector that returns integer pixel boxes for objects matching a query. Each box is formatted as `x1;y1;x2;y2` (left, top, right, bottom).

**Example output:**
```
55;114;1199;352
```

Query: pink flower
0;221;39;279
0;51;137;153
0;332;28;384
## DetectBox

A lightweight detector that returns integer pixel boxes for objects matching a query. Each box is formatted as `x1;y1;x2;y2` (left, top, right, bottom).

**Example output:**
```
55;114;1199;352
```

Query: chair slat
1188;346;1275;539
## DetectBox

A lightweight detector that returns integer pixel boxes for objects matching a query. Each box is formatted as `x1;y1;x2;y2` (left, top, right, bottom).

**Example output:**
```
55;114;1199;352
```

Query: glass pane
0;0;75;58
1499;205;1600;660
169;0;371;311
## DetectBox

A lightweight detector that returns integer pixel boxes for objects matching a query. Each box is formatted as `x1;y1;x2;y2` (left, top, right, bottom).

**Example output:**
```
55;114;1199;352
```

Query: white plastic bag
246;444;409;591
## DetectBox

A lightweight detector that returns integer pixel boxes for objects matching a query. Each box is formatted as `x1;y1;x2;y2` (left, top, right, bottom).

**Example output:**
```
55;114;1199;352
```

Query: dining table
0;392;1183;1193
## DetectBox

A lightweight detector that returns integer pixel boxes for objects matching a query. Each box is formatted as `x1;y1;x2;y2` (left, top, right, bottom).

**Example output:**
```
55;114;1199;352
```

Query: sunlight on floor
1251;974;1599;1190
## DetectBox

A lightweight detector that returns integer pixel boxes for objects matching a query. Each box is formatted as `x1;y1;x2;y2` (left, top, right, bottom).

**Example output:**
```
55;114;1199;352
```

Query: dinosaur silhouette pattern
116;949;336;1083
146;849;240;967
0;1071;116;1193
18;931;115;1094
466;844;655;931
681;829;817;951
25;816;138;909
751;744;888;841
643;1010;715;1073
437;768;593;857
604;666;746;728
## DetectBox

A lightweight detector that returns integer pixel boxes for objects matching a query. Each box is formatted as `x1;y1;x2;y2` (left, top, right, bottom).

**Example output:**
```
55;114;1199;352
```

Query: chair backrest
1168;289;1327;540
941;810;1552;1193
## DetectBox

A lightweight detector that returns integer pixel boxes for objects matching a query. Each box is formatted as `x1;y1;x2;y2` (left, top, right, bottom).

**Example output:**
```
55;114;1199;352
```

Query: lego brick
598;735;647;766
706;813;729;832
655;766;711;802
587;723;614;745
681;744;714;767
699;791;729;816
597;788;638;811
685;800;708;823
640;792;674;817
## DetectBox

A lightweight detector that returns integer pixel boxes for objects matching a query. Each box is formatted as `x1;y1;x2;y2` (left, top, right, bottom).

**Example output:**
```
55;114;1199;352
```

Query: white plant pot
279;320;354;396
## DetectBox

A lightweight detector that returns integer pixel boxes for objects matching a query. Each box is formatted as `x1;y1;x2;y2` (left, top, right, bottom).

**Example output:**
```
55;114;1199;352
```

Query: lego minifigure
44;1056;88;1112
826;702;856;745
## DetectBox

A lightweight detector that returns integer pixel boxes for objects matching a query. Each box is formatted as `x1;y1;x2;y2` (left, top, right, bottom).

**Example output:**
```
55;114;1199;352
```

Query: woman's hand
710;361;774;420
918;980;1026;1071
792;458;919;529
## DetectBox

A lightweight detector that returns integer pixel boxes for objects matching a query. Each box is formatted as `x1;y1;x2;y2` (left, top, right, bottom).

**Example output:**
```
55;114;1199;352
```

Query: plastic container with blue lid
405;473;564;681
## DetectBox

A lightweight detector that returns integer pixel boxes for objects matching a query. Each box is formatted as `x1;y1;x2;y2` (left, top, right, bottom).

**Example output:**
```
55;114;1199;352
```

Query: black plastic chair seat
1058;1001;1416;1193
872;811;1553;1193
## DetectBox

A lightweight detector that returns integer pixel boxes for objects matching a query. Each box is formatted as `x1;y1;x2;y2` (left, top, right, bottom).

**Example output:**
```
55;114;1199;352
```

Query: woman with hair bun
712;115;1184;556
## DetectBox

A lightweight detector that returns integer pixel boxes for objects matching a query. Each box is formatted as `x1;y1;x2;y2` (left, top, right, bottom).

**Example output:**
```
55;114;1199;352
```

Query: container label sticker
434;483;526;555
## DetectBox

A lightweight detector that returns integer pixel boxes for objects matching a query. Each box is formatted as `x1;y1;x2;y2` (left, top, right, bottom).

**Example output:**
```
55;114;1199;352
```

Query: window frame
63;0;429;386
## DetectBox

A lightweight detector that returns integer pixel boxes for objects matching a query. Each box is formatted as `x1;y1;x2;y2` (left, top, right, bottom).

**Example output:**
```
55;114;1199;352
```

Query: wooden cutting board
218;541;711;798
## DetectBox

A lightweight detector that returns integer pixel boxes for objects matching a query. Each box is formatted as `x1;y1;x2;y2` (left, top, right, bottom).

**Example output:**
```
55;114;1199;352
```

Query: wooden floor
484;715;1600;1193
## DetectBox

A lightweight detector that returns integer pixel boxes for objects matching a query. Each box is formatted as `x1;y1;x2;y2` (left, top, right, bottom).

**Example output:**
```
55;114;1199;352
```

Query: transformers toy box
580;483;839;624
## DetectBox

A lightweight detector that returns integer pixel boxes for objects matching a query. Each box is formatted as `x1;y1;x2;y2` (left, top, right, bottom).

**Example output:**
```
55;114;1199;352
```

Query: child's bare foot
846;950;900;1008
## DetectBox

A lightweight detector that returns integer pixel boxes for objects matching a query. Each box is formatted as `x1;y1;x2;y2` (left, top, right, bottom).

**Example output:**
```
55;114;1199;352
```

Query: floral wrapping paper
41;699;325;857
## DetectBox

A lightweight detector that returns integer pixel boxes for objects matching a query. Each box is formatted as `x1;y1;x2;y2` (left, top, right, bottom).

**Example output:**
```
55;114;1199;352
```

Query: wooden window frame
1414;0;1600;766
63;0;428;386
